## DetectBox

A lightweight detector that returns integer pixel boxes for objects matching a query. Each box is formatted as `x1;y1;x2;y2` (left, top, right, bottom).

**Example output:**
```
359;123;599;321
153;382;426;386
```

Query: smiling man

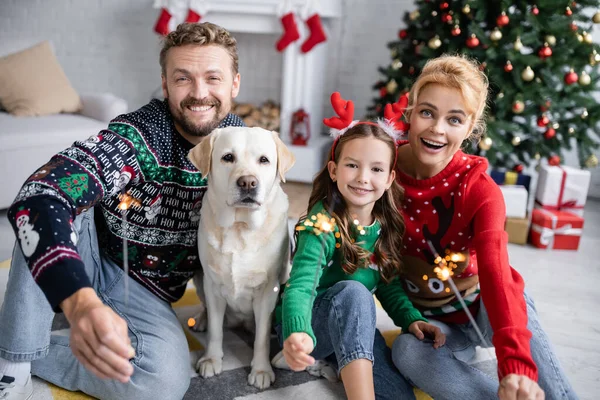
0;23;244;400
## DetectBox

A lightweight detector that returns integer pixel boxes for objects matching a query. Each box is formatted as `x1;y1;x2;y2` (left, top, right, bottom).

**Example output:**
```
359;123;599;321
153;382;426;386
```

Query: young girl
276;93;445;400
391;55;577;400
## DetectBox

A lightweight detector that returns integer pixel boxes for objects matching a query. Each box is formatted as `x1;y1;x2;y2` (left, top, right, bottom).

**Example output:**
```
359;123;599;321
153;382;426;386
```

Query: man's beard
168;95;224;137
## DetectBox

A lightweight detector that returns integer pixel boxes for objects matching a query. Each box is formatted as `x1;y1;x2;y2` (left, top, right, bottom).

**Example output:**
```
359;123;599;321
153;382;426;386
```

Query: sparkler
118;193;141;308
426;240;494;357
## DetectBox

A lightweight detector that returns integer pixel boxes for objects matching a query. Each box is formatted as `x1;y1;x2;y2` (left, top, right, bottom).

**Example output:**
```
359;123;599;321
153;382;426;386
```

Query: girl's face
408;84;473;178
328;136;395;221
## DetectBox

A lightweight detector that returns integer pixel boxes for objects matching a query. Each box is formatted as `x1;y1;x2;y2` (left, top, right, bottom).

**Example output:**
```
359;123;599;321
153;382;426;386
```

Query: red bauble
565;7;572;16
466;35;480;48
538;45;552;59
380;87;387;97
399;29;408;39
375;104;382;113
548;155;561;166
532;5;539;15
409;66;415;75
570;22;578;31
441;13;453;23
496;13;510;27
451;25;461;36
440;2;449;10
537;115;549;127
544;127;556;139
504;61;513;72
564;70;578;85
513;164;524;173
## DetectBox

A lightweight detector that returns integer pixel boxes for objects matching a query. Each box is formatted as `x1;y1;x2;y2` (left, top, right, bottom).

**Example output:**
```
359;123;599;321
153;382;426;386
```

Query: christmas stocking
276;12;301;52
186;0;206;23
154;8;172;36
301;13;327;53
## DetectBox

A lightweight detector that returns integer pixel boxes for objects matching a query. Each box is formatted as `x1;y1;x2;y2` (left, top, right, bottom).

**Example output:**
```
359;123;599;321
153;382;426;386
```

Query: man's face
162;44;240;142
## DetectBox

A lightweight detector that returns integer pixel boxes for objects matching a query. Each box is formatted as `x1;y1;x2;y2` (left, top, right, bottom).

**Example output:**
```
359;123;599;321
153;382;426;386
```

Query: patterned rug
1;257;495;399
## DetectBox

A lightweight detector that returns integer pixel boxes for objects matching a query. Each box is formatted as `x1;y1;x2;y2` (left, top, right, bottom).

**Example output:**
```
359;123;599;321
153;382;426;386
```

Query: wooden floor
1;186;599;399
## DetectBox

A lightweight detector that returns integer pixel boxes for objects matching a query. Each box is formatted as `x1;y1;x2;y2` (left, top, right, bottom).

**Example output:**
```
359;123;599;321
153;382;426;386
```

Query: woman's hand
499;374;545;400
408;321;446;349
282;332;315;371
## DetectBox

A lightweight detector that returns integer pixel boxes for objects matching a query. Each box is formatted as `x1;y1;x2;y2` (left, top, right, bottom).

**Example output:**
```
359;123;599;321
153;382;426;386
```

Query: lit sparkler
118;193;141;308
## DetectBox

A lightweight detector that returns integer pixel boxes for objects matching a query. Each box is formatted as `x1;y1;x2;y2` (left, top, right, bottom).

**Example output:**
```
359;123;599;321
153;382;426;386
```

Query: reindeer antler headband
323;92;410;163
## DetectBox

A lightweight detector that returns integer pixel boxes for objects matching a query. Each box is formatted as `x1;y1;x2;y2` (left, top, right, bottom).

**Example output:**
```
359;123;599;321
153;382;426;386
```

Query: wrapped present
535;165;590;217
490;170;531;192
530;208;584;250
499;185;528;219
505;216;529;245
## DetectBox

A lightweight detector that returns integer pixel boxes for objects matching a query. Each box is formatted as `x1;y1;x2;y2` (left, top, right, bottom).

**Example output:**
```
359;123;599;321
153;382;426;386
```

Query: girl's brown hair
298;123;405;283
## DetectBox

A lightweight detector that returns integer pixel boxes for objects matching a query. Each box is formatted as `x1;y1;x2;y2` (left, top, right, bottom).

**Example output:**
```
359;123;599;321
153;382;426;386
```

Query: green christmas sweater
8;99;243;310
277;201;427;345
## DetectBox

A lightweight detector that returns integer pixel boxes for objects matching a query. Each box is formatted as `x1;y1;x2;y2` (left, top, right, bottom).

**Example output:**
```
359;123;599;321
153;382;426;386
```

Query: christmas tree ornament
379;87;387;97
409;66;416;75
409;10;420;21
512;136;522;146
579;71;591;85
544;127;556;139
593;11;600;23
585;154;599;168
497;92;505;99
440;2;450;10
564;69;578;85
398;29;408;39
300;13;328;53
552;122;560;129
390;48;398;58
568;127;575;134
466;34;479;48
590;50;600;66
532;5;539;15
582;31;593;44
386;79;398;93
428;35;442;49
570;22;578;31
513;37;523;51
490;28;503;41
441;13;453;23
504;61;513;72
496;12;510;27
512;100;525;114
513;164;524;173
565;6;573;16
276;12;301;51
538;43;552;59
534;153;541;160
431;10;438;17
581;108;588;119
577;34;584;42
451;25;461;36
391;59;403;70
537;114;549;127
521;66;535;81
548;155;561;166
462;4;471;14
545;35;556;46
479;137;493;150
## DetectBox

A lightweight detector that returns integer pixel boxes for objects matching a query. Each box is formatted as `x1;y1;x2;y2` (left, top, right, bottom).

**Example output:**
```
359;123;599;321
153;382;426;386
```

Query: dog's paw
248;367;275;389
306;360;339;383
196;356;223;378
270;350;291;370
190;311;207;332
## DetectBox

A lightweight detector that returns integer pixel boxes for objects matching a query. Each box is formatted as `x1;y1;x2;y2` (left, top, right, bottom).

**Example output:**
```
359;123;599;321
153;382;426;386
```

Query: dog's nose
237;175;258;190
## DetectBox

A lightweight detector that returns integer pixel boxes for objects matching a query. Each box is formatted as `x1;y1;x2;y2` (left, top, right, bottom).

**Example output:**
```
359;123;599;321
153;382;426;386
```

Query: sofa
0;93;128;209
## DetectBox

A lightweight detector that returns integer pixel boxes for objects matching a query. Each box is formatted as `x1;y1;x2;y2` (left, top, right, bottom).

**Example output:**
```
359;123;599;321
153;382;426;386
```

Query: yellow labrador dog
188;126;295;389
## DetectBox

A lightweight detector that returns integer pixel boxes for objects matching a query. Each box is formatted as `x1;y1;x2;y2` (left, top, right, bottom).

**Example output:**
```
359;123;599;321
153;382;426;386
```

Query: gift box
530;208;584;250
505;216;529;245
499;185;528;219
490;170;531;192
535;165;590;217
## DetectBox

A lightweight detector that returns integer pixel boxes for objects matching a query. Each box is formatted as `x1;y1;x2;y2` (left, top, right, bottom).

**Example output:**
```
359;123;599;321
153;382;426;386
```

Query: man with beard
0;23;244;400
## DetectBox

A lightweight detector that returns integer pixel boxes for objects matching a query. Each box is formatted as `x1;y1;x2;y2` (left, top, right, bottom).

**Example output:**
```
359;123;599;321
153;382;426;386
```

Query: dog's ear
271;131;296;182
188;134;216;179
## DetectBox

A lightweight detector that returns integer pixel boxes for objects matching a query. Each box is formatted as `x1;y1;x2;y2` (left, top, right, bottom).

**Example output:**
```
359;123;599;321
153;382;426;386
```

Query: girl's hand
408;321;446;349
283;332;315;371
498;374;545;400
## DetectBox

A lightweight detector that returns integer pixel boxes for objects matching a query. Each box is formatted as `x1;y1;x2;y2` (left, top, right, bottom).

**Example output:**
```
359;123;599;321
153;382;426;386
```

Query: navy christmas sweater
8;99;243;309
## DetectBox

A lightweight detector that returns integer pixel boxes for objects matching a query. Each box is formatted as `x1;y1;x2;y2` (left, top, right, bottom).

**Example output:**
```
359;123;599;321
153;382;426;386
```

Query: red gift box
530;208;584;250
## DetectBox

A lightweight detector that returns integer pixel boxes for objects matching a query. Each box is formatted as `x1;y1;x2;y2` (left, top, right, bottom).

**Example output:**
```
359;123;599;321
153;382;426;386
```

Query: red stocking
154;8;172;36
301;13;327;53
185;9;202;23
276;12;301;52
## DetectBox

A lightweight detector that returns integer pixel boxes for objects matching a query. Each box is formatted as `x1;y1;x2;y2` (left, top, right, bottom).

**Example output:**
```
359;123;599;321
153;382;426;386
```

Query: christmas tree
369;0;600;171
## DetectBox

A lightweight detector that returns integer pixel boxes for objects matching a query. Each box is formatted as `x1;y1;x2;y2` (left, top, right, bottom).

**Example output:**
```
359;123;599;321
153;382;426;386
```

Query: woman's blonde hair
297;124;406;283
405;54;489;141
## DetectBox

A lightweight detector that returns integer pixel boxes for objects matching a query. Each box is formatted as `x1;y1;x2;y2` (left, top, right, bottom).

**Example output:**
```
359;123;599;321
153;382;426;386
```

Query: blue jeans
277;280;416;400
392;293;578;400
0;209;191;400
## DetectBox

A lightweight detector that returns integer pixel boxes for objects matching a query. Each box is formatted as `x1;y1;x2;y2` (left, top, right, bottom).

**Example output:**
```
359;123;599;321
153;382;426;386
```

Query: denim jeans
277;280;416;400
392;292;578;400
0;209;191;400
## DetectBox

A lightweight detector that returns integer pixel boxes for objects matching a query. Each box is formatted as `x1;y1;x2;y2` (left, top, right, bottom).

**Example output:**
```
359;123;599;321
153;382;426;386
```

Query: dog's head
188;126;295;209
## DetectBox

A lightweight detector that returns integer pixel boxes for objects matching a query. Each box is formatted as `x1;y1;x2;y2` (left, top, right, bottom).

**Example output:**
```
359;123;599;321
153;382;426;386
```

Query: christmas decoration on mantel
275;0;327;53
153;0;208;36
368;0;600;169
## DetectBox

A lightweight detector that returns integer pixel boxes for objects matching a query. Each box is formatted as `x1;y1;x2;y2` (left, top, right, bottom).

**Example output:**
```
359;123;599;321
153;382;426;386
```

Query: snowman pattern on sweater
15;208;40;257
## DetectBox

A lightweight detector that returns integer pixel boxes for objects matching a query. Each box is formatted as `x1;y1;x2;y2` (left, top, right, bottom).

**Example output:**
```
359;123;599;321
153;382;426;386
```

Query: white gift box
535;165;590;217
500;185;528;219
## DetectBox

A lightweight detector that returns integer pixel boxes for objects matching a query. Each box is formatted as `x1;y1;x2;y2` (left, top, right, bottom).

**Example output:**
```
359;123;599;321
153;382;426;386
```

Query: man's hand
499;374;545;400
408;321;446;349
282;332;315;371
61;288;135;383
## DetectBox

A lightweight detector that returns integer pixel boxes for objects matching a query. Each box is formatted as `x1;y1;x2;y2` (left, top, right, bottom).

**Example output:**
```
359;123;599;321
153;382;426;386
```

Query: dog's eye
259;156;270;164
221;153;235;163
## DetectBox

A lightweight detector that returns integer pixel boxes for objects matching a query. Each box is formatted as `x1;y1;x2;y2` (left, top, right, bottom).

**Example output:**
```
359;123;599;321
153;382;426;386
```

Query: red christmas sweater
395;143;537;381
